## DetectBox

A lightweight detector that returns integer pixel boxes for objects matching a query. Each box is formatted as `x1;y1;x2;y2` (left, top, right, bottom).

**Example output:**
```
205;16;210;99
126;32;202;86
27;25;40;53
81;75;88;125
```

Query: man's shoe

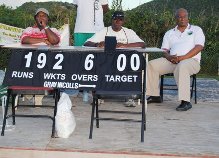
176;101;192;111
147;96;162;104
124;99;136;107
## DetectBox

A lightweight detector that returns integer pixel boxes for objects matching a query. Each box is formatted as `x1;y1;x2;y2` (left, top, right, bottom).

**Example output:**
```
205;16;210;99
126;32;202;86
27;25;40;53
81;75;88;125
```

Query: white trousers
146;58;200;102
25;95;43;105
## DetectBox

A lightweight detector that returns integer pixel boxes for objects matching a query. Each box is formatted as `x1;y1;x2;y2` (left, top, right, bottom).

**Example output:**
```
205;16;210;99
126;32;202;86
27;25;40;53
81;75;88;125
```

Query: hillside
17;1;75;16
136;0;219;17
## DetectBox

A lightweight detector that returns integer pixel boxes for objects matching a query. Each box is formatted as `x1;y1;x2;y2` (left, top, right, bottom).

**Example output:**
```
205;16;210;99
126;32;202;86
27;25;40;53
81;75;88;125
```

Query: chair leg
144;113;146;131
160;75;164;102
190;75;194;99
1;89;11;136
89;97;96;139
194;75;197;104
51;89;59;138
11;94;16;125
142;95;146;131
190;75;197;104
96;99;99;128
33;94;36;107
141;100;145;142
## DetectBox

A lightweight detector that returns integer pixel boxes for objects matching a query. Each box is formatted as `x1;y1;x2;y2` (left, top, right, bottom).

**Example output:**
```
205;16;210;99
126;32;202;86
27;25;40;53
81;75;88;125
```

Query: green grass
197;74;219;81
161;74;219;81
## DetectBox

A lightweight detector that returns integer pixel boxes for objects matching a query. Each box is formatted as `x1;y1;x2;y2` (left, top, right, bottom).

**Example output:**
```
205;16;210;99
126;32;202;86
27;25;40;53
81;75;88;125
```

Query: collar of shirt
173;24;192;37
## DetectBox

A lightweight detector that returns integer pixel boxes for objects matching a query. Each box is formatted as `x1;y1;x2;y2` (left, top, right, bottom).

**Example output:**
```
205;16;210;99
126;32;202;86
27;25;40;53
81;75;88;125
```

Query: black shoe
176;101;192;111
147;96;162;104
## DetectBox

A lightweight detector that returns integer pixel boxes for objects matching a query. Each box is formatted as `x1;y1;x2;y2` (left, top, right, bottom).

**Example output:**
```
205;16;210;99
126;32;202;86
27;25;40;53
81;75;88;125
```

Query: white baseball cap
35;8;49;16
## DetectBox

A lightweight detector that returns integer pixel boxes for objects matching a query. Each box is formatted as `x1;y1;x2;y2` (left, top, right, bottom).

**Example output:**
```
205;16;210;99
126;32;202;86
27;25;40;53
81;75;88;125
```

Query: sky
0;0;152;10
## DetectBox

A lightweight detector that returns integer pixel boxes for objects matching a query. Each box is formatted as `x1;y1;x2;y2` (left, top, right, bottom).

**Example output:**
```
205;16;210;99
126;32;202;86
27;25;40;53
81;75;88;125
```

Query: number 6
84;54;94;70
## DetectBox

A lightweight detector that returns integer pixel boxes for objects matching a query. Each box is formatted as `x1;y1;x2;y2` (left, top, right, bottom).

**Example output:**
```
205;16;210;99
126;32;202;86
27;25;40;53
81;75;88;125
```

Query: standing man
73;0;109;46
72;0;109;103
146;8;205;111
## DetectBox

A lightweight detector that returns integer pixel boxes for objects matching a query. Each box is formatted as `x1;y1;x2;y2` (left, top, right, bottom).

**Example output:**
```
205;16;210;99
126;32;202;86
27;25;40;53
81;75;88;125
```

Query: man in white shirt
146;8;205;111
73;0;109;46
84;11;146;107
84;11;146;48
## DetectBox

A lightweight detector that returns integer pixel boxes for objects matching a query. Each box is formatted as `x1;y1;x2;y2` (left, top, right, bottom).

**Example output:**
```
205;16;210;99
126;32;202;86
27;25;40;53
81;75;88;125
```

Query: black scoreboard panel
3;49;145;92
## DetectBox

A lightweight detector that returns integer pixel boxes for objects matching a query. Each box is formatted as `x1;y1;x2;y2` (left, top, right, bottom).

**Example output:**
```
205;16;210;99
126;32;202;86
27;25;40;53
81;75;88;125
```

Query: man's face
176;11;189;27
112;17;124;31
35;11;49;24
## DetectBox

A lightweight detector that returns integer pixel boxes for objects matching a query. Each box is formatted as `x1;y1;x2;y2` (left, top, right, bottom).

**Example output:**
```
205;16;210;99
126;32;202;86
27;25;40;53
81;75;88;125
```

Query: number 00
117;54;140;71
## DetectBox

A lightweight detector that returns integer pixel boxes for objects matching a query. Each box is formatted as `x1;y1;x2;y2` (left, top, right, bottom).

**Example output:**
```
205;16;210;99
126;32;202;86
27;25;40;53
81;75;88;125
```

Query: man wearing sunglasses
84;11;145;107
84;11;146;48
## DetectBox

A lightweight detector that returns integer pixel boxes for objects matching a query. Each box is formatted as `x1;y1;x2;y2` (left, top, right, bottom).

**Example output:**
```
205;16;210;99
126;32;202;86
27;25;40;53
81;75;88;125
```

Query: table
2;44;164;141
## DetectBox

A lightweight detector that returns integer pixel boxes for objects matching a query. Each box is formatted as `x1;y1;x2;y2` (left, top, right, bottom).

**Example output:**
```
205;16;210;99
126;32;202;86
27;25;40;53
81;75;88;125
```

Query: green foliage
129;0;219;75
0;5;33;28
0;48;11;70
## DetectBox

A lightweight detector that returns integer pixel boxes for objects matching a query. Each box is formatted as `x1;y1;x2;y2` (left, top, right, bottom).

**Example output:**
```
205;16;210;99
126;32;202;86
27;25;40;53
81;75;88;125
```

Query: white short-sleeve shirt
161;24;205;62
73;0;108;33
86;26;144;44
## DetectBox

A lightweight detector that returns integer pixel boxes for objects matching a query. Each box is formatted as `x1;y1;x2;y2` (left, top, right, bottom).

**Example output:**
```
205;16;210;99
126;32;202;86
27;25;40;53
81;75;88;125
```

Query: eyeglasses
176;16;188;19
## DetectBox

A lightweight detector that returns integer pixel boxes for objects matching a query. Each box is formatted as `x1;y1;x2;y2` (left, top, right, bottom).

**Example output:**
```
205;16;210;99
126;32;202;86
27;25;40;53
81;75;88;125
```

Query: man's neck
112;26;122;32
177;25;188;33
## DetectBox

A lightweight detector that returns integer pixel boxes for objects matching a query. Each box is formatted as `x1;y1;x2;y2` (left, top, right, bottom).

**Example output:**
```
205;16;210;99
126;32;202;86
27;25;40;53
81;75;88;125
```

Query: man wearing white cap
21;8;60;45
20;8;60;105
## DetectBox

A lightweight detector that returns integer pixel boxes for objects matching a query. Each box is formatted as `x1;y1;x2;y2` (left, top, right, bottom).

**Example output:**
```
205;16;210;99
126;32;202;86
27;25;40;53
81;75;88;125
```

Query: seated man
84;11;146;48
84;11;146;107
20;8;60;105
146;8;205;111
21;8;60;45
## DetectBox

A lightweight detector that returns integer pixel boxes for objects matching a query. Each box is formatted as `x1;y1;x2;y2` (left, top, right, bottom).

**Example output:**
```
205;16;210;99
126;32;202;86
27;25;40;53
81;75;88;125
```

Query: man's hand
116;43;126;48
36;17;48;30
44;39;52;45
97;41;105;48
165;53;179;64
170;55;179;64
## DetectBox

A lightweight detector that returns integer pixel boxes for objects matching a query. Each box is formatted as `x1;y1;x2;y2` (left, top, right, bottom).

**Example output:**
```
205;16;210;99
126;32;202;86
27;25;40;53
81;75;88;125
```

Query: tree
111;0;123;10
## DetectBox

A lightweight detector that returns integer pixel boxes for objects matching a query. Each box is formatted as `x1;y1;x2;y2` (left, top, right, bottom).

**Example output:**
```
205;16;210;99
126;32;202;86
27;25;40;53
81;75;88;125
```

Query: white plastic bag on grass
55;92;76;138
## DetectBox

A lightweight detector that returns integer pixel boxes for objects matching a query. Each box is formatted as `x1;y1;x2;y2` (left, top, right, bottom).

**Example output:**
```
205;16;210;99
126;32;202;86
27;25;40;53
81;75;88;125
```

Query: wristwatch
44;26;50;30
